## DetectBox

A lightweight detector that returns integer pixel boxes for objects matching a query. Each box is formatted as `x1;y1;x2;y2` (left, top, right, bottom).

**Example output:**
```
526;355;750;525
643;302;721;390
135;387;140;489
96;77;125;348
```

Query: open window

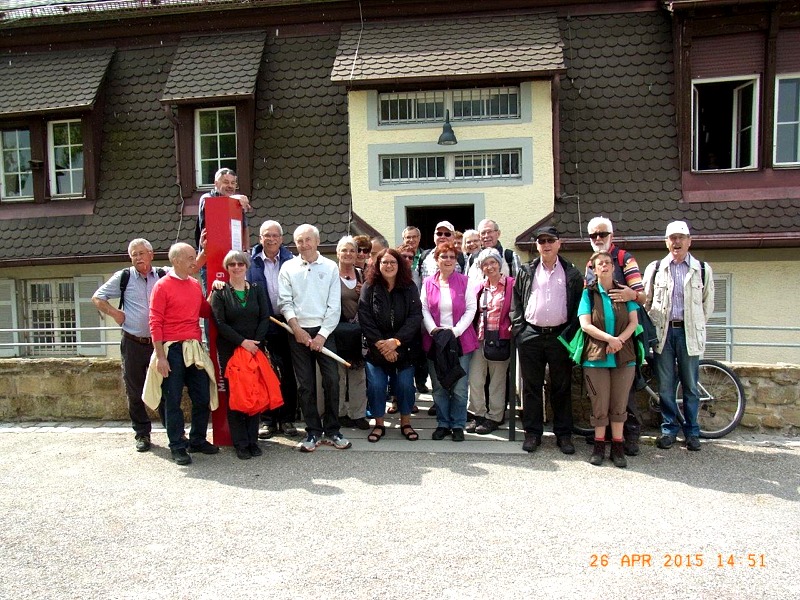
692;77;759;172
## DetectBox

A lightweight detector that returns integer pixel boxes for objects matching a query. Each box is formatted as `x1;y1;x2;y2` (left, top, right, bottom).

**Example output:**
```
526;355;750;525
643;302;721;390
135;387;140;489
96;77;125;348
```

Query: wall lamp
437;109;457;145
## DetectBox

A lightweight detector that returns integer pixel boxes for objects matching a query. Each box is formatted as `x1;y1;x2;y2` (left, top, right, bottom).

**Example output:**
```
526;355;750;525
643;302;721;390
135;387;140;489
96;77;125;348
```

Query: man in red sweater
150;243;218;465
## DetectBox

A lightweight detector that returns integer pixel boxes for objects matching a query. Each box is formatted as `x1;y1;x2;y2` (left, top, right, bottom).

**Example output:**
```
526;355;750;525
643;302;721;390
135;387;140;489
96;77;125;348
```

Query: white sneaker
298;434;319;453
321;432;352;450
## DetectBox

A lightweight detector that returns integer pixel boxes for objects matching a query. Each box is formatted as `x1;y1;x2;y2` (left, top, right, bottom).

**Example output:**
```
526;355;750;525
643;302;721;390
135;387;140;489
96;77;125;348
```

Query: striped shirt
669;258;690;320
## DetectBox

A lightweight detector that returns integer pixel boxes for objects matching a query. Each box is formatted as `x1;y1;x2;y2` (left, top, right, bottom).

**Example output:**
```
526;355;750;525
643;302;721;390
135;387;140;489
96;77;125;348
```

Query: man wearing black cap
511;226;583;454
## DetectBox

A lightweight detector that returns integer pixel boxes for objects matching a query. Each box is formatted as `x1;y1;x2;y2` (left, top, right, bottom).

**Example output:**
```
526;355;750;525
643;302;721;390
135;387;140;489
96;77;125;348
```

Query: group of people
92;168;714;467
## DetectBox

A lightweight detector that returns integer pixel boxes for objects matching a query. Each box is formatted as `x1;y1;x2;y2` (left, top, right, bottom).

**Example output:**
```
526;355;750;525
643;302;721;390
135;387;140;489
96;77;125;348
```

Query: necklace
233;285;248;307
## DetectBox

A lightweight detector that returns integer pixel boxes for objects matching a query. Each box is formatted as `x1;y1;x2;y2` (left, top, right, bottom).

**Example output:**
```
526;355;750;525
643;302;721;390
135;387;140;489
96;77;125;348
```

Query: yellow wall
348;81;555;249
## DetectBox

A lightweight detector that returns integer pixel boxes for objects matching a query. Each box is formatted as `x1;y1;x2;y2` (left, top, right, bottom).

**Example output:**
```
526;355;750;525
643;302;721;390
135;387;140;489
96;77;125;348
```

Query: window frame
174;100;254;203
193;106;238;189
774;74;800;167
691;75;760;173
47;118;85;199
0;127;34;202
379;149;522;185
378;86;521;125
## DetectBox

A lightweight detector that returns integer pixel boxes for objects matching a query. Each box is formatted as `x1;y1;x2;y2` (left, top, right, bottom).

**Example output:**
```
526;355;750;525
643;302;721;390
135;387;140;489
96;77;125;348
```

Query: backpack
119;266;167;308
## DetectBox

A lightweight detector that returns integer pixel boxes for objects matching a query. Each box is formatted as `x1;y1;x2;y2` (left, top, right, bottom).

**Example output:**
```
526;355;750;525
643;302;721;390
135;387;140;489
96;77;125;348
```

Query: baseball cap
665;221;691;237
533;226;560;241
435;221;455;231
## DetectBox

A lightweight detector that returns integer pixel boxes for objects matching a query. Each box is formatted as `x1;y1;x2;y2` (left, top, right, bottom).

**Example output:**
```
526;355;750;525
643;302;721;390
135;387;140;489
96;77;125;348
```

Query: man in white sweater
278;224;350;452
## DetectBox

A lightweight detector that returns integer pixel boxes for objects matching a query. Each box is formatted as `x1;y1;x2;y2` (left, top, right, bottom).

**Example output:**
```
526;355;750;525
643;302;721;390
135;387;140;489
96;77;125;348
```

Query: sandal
411;405;419;414
387;404;398;414
401;424;419;441
367;426;386;443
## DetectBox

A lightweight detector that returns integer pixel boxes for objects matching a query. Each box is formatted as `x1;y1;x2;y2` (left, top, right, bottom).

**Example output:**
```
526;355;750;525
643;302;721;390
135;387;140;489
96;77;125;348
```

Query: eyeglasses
357;247;371;254
401;255;414;261
536;238;557;245
438;254;457;261
589;231;611;240
435;231;452;237
227;261;247;267
380;260;398;266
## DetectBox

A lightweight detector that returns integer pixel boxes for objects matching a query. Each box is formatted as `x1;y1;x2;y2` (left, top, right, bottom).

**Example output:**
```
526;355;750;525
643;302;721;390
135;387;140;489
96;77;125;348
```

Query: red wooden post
203;195;249;447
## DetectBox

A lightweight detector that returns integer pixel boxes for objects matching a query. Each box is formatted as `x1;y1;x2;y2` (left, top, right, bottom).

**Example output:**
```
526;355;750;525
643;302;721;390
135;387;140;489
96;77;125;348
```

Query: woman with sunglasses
421;242;479;441
210;250;272;459
353;234;372;271
359;248;423;442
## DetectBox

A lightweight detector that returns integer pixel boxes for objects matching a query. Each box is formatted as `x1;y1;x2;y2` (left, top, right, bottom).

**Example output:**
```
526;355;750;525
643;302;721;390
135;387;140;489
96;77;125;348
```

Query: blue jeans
428;352;472;429
161;342;211;450
656;325;700;437
365;362;415;417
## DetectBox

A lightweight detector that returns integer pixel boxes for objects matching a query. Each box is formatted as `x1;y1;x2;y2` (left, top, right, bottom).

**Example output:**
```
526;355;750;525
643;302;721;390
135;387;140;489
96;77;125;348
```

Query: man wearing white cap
417;221;464;284
644;221;714;452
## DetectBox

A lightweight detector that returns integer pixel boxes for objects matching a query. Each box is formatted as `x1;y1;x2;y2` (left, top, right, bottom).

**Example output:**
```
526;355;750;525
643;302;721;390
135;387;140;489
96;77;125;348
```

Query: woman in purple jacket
421;243;479;441
467;248;515;435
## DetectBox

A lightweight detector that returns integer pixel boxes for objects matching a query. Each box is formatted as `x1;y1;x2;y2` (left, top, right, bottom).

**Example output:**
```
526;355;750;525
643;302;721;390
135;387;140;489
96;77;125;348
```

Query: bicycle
572;357;746;439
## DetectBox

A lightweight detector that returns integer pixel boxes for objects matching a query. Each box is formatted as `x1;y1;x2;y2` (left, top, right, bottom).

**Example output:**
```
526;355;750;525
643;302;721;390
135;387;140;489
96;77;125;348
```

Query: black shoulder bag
481;288;511;362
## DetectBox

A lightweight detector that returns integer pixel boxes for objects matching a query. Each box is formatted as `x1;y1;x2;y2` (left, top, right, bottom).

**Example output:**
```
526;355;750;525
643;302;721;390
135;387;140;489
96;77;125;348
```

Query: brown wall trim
681;169;800;202
0;199;95;221
559;232;800;251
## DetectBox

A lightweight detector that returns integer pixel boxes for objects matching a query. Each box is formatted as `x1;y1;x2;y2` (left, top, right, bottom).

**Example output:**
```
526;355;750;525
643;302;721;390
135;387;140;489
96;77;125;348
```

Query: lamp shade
438;109;457;145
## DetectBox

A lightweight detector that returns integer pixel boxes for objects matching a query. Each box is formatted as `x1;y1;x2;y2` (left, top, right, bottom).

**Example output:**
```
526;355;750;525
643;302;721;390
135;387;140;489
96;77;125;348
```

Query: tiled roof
331;13;565;85
252;34;352;245
0;34;351;260
552;11;800;241
161;32;266;103
0;47;114;117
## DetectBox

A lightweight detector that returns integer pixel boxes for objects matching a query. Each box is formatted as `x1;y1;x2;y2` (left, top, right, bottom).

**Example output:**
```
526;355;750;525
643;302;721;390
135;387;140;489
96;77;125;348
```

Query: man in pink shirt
150;243;218;465
511;227;583;454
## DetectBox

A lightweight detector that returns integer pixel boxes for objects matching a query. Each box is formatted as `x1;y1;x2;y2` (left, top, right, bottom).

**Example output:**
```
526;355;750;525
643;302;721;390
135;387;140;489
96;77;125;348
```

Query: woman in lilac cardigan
421;243;479;441
467;248;515;435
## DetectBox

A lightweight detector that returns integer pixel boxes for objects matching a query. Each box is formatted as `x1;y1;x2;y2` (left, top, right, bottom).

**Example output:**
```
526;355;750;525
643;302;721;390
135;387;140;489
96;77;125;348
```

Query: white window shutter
75;276;105;356
704;273;731;361
0;279;19;357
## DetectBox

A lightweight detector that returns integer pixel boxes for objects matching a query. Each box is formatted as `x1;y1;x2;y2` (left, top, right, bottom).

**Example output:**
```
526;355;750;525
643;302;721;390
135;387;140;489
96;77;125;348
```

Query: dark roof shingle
0;47;114;117
161;31;266;103
331;13;565;85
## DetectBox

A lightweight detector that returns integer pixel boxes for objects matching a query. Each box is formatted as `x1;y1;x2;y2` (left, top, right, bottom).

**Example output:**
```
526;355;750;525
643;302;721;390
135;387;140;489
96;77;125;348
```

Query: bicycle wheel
676;359;746;439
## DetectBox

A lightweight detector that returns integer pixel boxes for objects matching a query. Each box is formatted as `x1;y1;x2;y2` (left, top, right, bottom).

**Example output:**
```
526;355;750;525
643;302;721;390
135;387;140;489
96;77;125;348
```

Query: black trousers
517;331;574;436
227;404;260;449
120;335;162;437
263;330;298;423
287;326;340;437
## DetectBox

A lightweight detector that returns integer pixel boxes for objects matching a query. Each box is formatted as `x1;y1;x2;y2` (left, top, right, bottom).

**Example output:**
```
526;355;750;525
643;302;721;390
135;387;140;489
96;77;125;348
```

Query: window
692;78;759;171
1;128;33;201
195;107;237;187
48;120;84;197
379;149;521;184
25;279;77;357
378;87;520;124
454;150;520;179
381;155;446;183
775;76;800;165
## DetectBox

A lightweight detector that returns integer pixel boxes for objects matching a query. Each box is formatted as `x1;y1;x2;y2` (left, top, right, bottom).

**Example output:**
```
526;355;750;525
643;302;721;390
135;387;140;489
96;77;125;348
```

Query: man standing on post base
511;226;583;454
149;243;219;466
278;224;351;452
584;216;646;455
92;238;164;453
644;221;714;452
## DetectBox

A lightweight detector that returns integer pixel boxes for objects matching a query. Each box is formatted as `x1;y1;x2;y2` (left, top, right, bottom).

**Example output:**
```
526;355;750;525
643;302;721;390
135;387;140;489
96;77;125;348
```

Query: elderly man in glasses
248;220;300;440
583;216;647;455
511;226;583;455
417;221;465;283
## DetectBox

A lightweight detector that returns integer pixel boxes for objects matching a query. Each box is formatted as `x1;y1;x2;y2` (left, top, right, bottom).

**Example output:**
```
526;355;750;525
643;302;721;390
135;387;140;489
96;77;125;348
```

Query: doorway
405;205;475;250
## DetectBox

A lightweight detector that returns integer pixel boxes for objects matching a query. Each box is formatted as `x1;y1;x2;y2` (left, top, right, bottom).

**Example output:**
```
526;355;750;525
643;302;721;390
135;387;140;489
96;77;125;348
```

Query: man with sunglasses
248;220;299;439
583;216;646;455
418;221;465;283
511;226;583;454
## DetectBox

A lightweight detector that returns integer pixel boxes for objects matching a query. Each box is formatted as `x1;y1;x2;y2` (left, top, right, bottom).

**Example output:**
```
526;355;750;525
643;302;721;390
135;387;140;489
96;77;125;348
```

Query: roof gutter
557;231;800;252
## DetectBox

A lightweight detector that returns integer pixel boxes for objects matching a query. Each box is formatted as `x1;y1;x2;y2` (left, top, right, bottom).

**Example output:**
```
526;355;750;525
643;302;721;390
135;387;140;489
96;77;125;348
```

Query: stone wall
1;358;798;435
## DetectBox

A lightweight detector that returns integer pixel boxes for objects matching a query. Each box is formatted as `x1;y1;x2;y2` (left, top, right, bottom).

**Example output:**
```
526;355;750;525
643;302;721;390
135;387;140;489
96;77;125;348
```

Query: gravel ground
0;421;797;599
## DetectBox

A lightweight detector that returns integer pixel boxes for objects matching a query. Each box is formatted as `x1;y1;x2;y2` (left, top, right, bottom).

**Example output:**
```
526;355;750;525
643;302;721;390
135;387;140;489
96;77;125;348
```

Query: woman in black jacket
210;250;271;460
358;248;423;442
